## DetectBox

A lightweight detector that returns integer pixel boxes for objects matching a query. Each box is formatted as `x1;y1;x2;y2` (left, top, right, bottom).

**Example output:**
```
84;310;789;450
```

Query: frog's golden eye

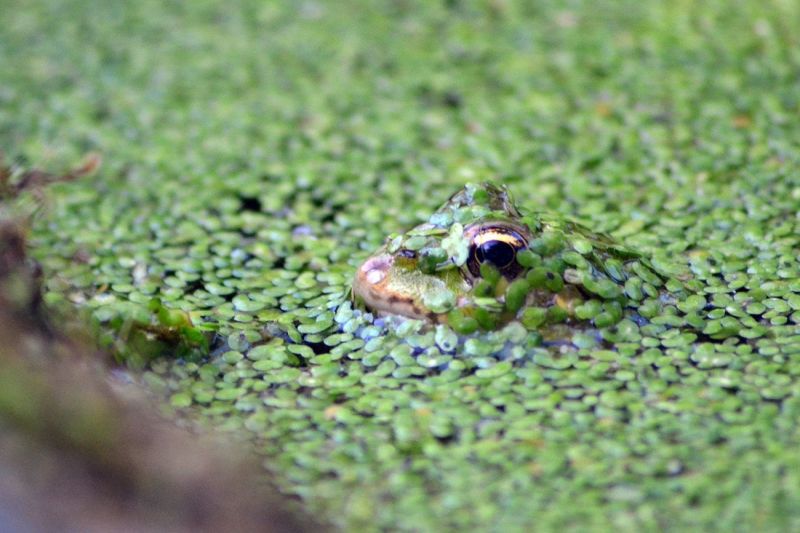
466;225;528;279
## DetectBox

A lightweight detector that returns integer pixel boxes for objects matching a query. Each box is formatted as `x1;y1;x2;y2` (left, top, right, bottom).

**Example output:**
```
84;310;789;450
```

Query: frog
353;182;680;335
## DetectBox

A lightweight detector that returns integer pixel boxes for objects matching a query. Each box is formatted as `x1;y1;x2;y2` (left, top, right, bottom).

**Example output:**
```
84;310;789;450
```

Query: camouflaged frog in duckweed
354;182;687;336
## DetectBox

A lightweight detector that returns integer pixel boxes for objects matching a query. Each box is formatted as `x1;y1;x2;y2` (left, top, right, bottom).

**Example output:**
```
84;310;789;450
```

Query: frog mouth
352;254;439;321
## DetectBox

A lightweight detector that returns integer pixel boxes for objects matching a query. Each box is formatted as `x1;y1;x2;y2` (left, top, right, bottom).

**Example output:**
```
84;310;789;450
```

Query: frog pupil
465;224;528;279
476;240;515;268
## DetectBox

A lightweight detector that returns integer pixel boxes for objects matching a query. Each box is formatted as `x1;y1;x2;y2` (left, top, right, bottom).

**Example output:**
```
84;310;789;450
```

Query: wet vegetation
3;0;800;530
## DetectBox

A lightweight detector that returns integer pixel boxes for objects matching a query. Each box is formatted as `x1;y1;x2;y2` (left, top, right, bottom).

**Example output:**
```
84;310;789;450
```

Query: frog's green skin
353;182;681;334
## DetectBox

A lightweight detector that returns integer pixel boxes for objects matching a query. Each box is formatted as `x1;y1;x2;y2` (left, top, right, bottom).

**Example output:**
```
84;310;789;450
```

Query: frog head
353;182;661;333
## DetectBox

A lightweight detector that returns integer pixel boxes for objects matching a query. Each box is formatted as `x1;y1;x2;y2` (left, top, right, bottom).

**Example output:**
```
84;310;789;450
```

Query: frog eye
466;225;528;279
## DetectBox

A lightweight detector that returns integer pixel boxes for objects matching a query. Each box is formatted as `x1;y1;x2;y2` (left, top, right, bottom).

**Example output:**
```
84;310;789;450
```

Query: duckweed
7;0;800;530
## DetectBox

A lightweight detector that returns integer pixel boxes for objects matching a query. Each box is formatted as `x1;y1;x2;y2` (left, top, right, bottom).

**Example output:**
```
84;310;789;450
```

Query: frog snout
353;254;396;312
357;254;393;286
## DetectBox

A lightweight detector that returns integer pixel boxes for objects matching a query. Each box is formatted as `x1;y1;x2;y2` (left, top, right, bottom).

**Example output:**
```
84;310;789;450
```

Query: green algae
5;0;800;531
